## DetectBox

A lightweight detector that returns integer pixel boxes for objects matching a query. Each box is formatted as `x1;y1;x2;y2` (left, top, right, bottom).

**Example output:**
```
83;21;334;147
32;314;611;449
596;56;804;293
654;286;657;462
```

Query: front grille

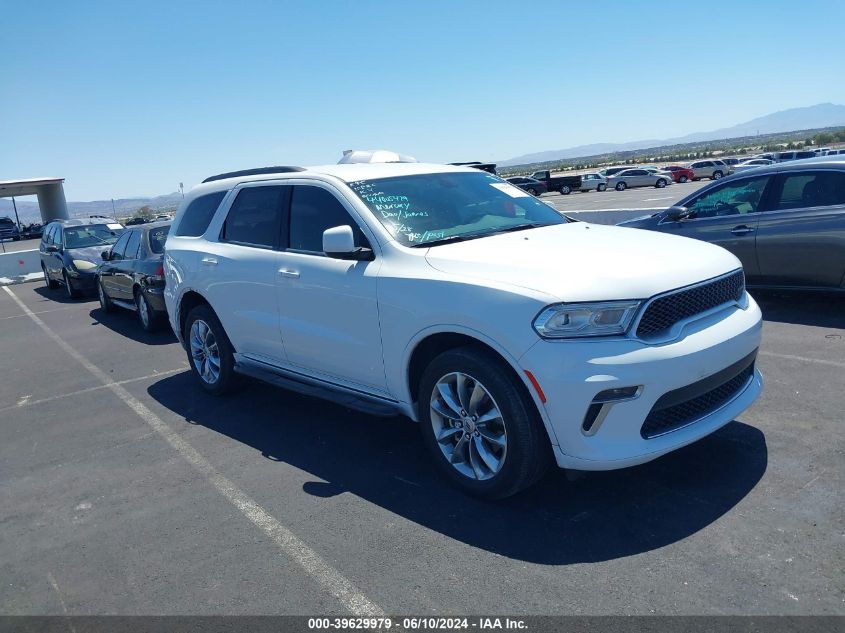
636;270;745;339
641;353;756;439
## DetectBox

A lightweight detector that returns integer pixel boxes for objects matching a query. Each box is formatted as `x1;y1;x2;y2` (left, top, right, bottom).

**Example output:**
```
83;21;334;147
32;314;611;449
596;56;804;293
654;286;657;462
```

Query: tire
597;183;607;192
528;188;539;196
712;171;723;180
560;185;571;195
97;277;114;313
63;270;81;299
615;181;627;191
418;346;551;499
183;304;241;395
135;288;161;332
43;265;59;289
679;175;688;183
656;178;667;188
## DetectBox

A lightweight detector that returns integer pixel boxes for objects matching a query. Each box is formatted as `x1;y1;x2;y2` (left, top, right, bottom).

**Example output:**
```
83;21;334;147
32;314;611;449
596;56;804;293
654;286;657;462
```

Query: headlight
72;259;98;271
533;301;642;338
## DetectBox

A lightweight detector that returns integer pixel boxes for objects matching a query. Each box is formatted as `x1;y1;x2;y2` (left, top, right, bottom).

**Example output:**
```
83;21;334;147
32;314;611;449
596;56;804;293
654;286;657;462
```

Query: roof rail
202;166;306;183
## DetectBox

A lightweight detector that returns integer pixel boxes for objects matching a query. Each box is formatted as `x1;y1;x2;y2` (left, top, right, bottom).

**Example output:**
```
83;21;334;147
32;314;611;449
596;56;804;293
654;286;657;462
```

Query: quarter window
772;171;845;211
148;226;170;254
684;176;770;219
175;191;227;237
289;186;365;253
221;186;286;248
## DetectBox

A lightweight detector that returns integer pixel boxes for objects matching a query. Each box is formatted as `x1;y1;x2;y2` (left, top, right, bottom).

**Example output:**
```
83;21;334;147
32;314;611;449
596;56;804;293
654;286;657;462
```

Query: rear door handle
201;256;218;265
730;225;755;235
278;268;300;279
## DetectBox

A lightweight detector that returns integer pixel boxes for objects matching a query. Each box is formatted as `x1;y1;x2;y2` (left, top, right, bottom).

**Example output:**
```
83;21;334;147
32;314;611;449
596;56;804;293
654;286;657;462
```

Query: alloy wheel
429;372;507;481
190;319;221;385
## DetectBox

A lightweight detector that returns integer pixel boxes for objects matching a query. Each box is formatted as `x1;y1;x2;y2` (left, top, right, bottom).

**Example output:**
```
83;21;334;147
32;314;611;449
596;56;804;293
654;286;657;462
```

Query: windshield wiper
411;235;470;248
483;222;552;236
412;223;553;248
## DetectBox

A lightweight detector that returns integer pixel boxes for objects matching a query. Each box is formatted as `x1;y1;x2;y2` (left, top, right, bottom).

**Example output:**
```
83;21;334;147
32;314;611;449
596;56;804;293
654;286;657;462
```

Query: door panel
755;170;845;287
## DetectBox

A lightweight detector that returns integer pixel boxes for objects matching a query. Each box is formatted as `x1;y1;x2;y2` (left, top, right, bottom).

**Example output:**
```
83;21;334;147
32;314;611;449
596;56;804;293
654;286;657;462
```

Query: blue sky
2;0;844;200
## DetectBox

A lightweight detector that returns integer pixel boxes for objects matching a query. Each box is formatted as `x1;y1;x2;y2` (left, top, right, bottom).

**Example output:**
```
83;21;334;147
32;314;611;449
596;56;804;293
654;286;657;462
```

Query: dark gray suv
618;158;845;291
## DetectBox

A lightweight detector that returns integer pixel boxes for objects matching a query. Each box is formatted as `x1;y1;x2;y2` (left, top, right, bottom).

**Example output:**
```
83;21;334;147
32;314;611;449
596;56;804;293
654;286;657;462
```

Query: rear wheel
712;171;723;180
43;265;59;289
528;188;539;196
560;185;571;195
135;288;161;332
597;183;607;192
615;181;627;191
419;346;551;499
184;304;241;395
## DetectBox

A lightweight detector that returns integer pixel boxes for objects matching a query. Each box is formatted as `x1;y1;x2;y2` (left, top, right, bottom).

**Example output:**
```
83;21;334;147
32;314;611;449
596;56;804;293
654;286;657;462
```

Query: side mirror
45;244;59;253
101;250;111;261
666;206;690;221
323;225;373;261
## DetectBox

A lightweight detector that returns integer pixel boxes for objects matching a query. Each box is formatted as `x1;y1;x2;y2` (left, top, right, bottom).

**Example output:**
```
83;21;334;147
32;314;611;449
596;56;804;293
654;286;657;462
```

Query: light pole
111;198;117;220
11;196;21;231
179;182;184;198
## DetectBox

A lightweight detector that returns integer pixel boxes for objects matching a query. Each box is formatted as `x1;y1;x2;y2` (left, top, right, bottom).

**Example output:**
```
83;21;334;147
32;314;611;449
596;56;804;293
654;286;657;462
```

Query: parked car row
48;154;844;499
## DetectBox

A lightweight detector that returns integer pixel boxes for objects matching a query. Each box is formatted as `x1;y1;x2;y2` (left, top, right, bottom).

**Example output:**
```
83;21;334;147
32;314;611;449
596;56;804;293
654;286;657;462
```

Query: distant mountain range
497;103;845;167
0;193;183;224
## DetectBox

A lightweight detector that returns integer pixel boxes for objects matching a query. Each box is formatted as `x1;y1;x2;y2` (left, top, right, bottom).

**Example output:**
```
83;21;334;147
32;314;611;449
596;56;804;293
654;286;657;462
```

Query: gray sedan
618;158;845;291
607;168;673;191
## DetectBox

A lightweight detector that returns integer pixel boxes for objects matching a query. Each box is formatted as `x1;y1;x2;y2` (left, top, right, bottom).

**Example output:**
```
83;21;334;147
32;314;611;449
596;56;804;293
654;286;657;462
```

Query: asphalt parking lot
1;279;843;616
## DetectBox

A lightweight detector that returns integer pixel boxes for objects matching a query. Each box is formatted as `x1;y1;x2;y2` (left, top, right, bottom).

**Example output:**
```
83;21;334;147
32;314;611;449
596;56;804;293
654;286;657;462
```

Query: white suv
164;162;763;498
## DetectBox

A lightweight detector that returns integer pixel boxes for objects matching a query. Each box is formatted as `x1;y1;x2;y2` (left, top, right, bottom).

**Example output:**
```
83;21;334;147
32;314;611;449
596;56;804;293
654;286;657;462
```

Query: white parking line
758;351;845;369
642;196;674;201
0;367;188;414
2;285;385;617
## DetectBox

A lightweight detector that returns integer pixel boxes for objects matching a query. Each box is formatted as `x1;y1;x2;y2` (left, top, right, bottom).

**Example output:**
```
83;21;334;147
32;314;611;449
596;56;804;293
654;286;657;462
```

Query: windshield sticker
490;182;529;198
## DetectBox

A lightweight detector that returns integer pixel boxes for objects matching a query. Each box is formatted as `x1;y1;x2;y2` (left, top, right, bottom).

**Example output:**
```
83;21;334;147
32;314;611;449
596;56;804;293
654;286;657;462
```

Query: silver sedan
606;168;673;191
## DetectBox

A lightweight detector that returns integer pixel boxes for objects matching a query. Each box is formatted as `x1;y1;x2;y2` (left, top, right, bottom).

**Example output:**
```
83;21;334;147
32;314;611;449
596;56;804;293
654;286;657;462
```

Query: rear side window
773;171;845;211
148;226;170;254
288;186;365;253
174;191;227;237
124;230;142;260
221;186;286;248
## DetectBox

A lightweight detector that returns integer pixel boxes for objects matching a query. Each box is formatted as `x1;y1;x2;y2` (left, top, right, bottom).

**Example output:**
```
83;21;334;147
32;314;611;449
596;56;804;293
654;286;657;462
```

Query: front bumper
65;269;98;291
518;294;763;470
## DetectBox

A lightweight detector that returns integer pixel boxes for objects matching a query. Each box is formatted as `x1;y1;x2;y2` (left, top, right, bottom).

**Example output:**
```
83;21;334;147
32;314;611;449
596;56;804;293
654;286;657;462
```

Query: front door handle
731;225;755;235
278;268;300;279
201;256;218;266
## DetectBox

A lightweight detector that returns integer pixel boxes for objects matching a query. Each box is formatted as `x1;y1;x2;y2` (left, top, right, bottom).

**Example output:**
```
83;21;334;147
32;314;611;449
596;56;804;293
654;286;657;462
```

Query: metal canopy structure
0;177;69;222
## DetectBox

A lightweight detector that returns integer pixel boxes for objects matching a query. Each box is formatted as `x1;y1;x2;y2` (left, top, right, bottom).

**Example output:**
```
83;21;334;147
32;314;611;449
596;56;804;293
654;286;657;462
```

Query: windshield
348;171;567;247
63;224;124;249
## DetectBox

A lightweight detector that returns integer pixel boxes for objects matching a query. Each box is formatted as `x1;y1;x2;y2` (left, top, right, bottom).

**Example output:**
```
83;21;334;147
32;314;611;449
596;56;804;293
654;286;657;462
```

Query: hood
66;245;107;264
424;223;741;303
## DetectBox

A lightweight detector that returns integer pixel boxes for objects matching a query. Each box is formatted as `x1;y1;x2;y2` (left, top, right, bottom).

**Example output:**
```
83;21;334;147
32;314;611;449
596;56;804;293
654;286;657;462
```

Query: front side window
684;176;770;219
348;171;566;247
63;224;124;249
289;186;365;252
772;171;845;211
175;191;227;237
221;186;286;248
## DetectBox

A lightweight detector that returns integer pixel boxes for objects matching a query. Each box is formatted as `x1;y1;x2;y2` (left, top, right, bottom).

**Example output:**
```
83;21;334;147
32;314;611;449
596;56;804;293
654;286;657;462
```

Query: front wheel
419;346;551;499
528;188;539;196
656;178;667;188
712;171;723;180
560;185;571;195
43;265;59;289
597;183;607;192
615;182;627;191
184;304;241;395
679;175;688;183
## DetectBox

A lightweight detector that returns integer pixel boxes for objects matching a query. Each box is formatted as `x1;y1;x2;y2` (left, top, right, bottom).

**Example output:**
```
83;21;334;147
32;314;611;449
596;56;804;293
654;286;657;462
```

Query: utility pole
11;197;21;230
111;198;117;220
179;182;184;198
